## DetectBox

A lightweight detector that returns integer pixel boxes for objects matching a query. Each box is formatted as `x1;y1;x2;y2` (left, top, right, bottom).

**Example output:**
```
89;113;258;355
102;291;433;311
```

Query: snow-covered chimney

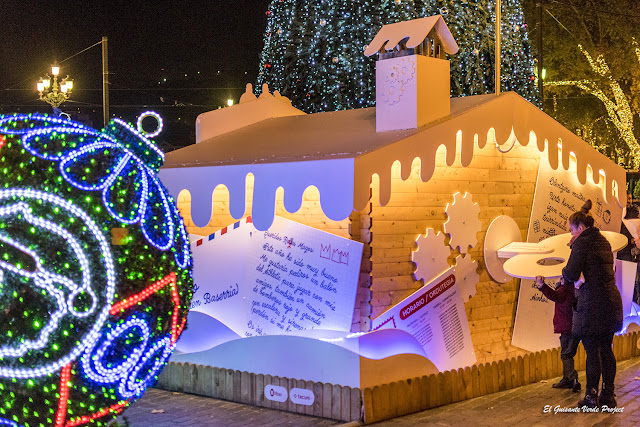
365;16;459;132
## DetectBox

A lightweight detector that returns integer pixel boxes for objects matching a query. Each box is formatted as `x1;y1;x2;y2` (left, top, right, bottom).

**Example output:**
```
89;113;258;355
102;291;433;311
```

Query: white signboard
264;384;288;402
371;267;476;372
189;216;363;337
289;388;315;406
512;154;622;352
616;259;636;319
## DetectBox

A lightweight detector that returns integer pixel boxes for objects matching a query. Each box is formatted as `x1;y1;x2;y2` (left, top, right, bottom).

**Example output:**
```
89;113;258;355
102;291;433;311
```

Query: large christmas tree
258;0;537;113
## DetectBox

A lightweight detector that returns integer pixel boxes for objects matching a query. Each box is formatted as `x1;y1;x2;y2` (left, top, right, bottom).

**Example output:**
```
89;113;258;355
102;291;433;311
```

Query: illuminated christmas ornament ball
136;110;163;139
0;113;193;426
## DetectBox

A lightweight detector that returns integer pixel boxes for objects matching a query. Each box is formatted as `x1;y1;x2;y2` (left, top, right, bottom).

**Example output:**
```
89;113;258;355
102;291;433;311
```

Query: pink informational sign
189;216;363;337
371;267;476;371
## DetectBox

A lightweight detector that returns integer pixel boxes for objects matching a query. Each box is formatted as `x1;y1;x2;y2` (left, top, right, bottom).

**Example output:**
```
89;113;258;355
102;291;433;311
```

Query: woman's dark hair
568;199;595;228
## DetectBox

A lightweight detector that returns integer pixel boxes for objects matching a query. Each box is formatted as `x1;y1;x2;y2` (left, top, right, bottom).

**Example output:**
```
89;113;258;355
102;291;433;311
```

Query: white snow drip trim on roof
352;94;624;213
159;158;355;231
159;94;623;232
364;15;459;57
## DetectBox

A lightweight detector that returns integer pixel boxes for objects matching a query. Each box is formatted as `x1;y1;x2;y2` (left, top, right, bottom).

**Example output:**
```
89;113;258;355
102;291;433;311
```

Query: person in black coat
562;200;623;408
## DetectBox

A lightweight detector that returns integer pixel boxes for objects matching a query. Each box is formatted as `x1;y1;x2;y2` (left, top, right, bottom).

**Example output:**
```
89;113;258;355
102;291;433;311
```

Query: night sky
0;0;273;149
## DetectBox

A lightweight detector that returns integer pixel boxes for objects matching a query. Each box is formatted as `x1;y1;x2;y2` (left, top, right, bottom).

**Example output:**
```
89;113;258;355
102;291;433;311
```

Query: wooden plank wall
176;177;350;239
350;197;373;331
176;180;371;333
156;363;362;422
369;140;542;364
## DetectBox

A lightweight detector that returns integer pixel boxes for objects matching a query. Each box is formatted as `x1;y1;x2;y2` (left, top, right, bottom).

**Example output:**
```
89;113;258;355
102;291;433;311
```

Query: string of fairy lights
545;43;640;168
257;0;538;113
0;112;192;426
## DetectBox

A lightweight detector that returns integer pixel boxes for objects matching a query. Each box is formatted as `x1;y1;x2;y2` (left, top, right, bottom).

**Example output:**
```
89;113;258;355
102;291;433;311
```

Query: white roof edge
364;15;459;57
195;91;305;143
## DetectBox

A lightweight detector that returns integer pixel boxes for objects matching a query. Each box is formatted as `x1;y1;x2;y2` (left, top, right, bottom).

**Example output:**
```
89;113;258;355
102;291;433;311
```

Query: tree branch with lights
545;42;640;168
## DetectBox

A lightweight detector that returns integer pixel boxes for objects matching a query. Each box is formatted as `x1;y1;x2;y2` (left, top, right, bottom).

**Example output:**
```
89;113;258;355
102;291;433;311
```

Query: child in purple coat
535;275;581;392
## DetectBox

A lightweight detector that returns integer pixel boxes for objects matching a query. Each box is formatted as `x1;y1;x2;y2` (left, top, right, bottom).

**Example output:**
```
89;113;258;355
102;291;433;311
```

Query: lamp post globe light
36;64;73;112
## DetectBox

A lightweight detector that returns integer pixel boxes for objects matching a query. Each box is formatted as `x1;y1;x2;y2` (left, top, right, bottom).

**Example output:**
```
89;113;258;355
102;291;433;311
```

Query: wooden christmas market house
157;15;639;424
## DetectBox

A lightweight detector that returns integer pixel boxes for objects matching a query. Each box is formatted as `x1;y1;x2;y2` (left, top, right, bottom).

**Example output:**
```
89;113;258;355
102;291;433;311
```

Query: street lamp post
495;0;501;96
37;64;73;114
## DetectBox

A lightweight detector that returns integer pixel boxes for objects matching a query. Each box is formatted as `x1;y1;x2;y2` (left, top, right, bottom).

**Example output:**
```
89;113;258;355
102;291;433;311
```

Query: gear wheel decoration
443;192;482;254
412;228;451;283
454;254;480;302
0;113;193;426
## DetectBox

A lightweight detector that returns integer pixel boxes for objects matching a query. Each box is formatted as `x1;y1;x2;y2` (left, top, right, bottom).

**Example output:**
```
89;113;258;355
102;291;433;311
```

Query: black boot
552;377;574;389
578;388;599;408
572;378;581;393
599;384;617;408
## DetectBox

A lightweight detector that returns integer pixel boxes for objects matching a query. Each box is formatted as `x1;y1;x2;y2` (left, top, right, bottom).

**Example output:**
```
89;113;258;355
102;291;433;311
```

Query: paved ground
115;388;339;427
118;356;640;426
372;356;640;427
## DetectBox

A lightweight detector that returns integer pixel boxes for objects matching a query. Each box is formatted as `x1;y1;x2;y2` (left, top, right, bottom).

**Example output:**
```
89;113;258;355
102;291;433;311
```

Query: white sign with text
511;154;622;352
189;216;363;337
264;384;288;402
371;267;476;372
289;388;315;406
